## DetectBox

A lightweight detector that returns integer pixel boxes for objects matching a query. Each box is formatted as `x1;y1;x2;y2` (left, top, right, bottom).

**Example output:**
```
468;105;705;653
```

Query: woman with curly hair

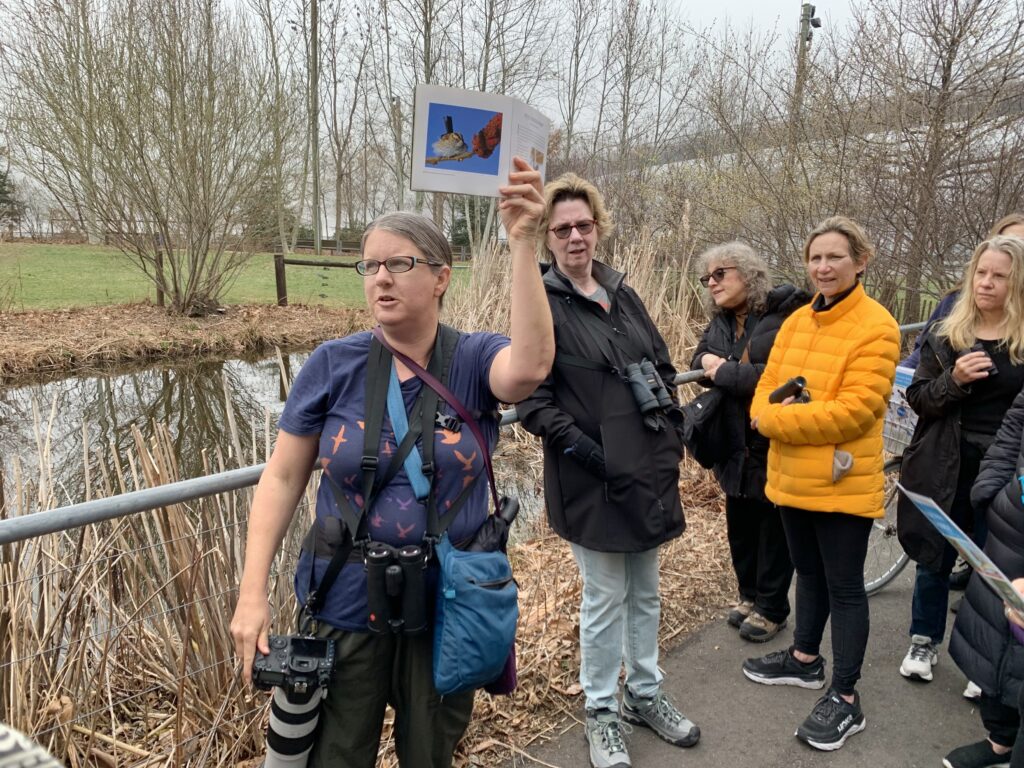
691;241;810;643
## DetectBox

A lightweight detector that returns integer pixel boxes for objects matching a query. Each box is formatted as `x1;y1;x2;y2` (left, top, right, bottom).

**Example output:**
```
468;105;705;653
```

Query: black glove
566;434;606;478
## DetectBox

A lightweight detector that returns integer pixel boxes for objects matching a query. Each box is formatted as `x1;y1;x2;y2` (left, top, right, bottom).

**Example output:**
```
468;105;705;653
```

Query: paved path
503;567;989;768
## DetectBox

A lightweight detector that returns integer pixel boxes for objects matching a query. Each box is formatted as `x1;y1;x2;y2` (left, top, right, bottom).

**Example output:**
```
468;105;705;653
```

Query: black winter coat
896;332;971;570
517;260;685;552
689;284;811;499
949;389;1024;707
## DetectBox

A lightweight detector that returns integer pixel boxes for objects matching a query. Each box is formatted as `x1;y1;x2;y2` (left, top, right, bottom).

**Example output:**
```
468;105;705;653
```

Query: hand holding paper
498;157;544;242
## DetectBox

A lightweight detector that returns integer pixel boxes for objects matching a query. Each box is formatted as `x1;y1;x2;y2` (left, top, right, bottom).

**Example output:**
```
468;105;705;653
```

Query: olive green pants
308;628;475;768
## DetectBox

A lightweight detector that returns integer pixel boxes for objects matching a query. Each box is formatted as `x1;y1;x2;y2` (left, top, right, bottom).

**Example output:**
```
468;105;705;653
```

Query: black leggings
780;506;873;696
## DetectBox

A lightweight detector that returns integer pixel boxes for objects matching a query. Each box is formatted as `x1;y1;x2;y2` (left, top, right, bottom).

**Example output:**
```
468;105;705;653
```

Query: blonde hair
538;173;613;256
990;212;1024;237
936;235;1024;363
802;216;875;269
697;241;770;316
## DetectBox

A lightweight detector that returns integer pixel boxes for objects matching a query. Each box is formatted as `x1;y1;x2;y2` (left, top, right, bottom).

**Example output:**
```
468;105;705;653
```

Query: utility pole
311;0;321;255
785;3;822;178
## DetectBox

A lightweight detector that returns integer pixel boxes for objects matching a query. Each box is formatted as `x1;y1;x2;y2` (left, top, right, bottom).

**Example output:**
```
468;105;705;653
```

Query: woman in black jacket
894;235;1024;768
691;241;810;643
518;174;699;768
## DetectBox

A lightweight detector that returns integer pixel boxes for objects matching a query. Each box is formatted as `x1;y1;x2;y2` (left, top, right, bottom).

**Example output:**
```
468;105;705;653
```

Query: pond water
0;351;544;525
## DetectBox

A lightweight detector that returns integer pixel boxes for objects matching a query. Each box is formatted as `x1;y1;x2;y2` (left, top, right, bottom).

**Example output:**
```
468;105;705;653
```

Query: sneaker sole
799;718;866;751
621;711;700;747
743;667;826;689
942;760;1009;768
899;664;934;682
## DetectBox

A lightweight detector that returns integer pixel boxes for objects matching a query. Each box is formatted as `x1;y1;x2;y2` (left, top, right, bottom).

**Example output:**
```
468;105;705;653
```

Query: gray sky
677;0;855;37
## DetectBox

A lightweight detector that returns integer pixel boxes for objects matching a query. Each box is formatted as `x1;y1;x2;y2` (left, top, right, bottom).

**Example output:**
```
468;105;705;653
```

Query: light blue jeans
571;543;663;712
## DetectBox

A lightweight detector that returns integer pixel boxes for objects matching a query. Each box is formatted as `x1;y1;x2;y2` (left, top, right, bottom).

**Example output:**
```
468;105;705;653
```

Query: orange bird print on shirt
438;428;461;445
329;425;347;454
396;521;415;539
454;450;477;473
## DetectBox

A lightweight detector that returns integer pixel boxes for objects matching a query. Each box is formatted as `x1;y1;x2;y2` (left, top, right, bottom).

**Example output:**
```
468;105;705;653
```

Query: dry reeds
0;236;731;766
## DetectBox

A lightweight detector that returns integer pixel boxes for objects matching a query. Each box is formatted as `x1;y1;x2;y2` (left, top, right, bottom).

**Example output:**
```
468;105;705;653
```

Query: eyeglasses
354;255;441;276
698;266;738;286
549;219;596;239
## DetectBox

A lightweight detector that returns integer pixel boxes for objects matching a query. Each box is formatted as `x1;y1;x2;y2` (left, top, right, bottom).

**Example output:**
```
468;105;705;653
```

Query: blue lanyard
387;361;432;501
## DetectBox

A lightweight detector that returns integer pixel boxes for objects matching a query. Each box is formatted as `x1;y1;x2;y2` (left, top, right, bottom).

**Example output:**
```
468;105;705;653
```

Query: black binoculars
769;376;811;404
365;542;427;634
625;359;674;415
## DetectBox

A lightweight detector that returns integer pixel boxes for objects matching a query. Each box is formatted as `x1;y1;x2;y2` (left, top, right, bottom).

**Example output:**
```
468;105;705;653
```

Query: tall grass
0;238;731;767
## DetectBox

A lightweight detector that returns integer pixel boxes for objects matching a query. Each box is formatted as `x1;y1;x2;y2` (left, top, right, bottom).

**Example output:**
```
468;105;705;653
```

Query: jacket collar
542;258;625;298
810;281;866;325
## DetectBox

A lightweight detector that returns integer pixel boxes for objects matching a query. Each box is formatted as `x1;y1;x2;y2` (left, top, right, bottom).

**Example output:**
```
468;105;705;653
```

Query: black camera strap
304;325;458;618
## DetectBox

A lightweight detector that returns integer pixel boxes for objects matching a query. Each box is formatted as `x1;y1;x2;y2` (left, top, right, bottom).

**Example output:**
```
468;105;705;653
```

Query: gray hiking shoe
621;690;700;747
585;709;631;767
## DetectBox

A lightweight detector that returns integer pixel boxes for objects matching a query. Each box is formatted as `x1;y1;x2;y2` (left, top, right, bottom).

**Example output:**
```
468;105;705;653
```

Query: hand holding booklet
897;483;1024;613
411;84;551;198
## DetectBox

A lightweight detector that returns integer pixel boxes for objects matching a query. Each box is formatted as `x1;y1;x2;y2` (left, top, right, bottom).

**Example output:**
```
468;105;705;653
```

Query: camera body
252;635;335;695
769;376;811;404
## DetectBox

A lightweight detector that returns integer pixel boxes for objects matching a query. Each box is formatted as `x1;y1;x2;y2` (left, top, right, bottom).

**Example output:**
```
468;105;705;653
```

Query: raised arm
230;431;318;684
488;156;555;403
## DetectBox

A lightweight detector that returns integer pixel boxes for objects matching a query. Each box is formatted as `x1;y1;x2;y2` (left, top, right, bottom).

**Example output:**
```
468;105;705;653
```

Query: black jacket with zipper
949;388;1024;707
896;331;975;570
689;284;811;500
517;260;685;553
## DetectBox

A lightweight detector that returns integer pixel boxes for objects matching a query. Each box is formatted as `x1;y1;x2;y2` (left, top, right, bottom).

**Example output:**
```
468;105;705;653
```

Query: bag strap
728;315;757;361
371;325;501;536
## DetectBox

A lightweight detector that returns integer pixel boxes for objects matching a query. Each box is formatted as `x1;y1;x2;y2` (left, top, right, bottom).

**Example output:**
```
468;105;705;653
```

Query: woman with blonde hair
741;216;900;751
691;241;810;642
895;235;1024;768
519;173;699;768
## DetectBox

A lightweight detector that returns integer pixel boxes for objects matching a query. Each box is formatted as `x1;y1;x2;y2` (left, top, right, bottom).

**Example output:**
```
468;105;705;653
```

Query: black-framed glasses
355;255;441;276
698;266;738;286
549;219;596;239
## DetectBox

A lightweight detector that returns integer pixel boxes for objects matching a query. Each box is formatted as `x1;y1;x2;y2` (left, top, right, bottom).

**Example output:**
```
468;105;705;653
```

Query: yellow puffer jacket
750;283;900;517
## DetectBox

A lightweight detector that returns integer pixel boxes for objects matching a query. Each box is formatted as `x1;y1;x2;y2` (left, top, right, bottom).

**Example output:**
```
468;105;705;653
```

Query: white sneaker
900;634;938;681
963;681;982;700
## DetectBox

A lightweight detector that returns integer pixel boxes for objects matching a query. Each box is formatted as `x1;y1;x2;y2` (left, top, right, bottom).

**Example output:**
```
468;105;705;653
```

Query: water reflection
0;353;308;508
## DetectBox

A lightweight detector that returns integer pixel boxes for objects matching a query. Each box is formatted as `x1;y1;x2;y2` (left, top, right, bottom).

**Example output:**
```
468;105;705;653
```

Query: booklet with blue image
897;483;1024;613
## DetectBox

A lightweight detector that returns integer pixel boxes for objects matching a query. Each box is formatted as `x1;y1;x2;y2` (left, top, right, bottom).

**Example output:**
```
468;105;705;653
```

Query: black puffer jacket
689;284;811;499
949;389;1024;707
896;332;970;570
517;260;685;553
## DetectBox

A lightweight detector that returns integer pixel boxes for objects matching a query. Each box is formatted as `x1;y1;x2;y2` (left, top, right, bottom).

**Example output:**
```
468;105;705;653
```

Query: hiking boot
584;709;631;768
950;557;972;591
942;740;1012;768
796;688;866;751
727;599;754;628
621;690;700;747
739;611;787;643
899;635;938;681
963;681;982;700
742;647;826;689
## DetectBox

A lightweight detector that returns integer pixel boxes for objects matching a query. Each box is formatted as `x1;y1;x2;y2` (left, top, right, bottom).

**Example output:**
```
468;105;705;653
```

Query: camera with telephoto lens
625;359;674;414
769;376;811;404
365;542;427;635
252;635;335;695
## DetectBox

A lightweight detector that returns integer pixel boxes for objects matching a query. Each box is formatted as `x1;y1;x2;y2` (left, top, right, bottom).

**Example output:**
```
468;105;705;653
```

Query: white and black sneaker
742;647;826;689
796;688;866;751
900;634;939;681
0;724;63;768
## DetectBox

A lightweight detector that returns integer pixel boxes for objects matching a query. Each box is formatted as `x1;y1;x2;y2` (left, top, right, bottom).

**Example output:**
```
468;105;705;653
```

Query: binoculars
365;542;428;634
625;360;674;415
769;376;811;404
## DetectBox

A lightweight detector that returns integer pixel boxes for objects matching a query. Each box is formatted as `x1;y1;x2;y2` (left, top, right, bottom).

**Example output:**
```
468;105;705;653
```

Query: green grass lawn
0;242;372;310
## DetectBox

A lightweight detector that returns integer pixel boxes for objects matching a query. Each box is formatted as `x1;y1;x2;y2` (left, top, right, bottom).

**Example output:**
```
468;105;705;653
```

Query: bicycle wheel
864;456;910;596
